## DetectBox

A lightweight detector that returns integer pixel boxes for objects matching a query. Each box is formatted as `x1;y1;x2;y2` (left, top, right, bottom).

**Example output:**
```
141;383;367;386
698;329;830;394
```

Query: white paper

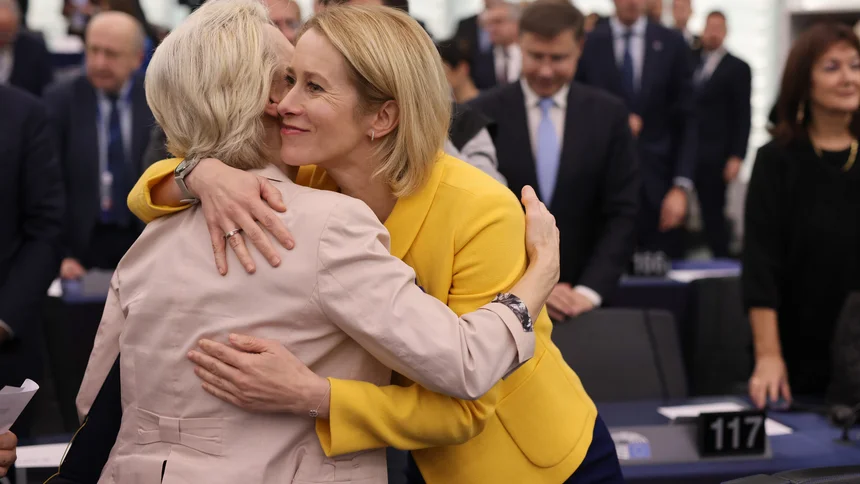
47;278;63;297
666;268;741;283
658;401;794;436
14;443;69;469
0;379;39;433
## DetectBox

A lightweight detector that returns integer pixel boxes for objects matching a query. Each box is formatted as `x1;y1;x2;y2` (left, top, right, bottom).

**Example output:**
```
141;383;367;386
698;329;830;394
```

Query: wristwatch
492;293;533;332
174;157;202;204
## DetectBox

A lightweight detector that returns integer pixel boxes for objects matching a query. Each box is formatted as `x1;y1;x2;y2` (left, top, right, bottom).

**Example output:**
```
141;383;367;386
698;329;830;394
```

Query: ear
369;100;400;140
264;97;280;119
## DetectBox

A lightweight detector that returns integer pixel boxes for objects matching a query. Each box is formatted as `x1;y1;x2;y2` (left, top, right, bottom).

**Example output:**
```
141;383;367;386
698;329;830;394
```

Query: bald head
85;11;146;93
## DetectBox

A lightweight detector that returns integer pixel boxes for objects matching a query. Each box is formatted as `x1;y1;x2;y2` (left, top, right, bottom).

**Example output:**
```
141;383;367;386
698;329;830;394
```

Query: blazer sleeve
0;99;64;335
76;273;126;420
742;146;786;311
576;101;640;298
729;60;753;160
316;197;533;401
316;188;534;456
669;36;698;181
127;157;189;223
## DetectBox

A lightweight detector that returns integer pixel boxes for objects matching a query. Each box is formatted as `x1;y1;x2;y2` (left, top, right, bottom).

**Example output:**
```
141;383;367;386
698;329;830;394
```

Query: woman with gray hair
69;0;559;482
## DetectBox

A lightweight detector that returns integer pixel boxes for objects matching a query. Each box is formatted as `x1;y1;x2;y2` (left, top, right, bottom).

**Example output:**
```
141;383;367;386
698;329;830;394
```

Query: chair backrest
553;309;687;401
828;291;860;406
724;466;860;483
689;276;753;396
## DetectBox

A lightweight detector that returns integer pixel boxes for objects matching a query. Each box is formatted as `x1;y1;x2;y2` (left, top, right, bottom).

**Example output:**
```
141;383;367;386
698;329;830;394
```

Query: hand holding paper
0;379;39;434
0;430;16;477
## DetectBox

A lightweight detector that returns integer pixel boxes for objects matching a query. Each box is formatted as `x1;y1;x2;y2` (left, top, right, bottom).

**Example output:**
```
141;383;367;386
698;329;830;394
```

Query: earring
796;100;806;124
371;130;375;142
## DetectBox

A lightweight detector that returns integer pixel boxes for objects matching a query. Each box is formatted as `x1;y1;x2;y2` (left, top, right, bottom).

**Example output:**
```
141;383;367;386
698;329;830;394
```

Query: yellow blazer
128;154;597;483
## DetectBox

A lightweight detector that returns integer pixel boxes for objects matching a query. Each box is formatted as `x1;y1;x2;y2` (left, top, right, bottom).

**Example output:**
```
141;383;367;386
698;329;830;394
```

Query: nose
277;86;303;118
538;62;554;79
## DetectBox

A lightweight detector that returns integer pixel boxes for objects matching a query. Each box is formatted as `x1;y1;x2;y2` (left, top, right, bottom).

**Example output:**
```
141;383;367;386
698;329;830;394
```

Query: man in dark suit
575;0;696;258
672;0;700;49
692;11;751;258
0;0;53;96
44;11;154;281
454;0;505;89
0;84;65;440
470;1;639;321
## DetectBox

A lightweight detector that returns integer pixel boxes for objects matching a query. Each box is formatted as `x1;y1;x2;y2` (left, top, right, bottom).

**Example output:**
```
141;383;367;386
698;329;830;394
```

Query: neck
453;82;480;104
617;15;640;27
675;21;688;31
323;153;398;223
809;105;854;148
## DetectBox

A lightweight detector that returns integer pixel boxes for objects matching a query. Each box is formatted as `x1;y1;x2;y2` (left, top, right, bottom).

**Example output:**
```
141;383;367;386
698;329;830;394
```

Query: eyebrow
286;66;329;83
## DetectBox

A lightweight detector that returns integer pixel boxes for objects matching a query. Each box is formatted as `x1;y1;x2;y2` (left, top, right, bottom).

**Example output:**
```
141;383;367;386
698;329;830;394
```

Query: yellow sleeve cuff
127;158;191;223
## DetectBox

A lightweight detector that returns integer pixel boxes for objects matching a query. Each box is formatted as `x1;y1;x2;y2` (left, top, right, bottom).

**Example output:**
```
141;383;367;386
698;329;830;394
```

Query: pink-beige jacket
76;164;534;484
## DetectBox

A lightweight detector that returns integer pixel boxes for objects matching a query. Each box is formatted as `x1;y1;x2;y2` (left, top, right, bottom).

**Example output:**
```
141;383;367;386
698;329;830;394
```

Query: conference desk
598;399;860;484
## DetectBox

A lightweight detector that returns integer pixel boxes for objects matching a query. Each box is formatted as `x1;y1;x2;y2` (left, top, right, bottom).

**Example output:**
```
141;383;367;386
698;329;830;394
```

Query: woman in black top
743;22;860;408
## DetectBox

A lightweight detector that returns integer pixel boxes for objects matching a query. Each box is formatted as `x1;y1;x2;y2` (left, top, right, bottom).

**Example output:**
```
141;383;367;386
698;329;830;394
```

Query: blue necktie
536;98;560;207
103;95;132;226
621;29;636;105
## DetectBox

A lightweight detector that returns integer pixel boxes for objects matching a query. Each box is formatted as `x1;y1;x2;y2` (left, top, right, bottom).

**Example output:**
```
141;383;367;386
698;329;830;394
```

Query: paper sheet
14;443;68;469
47;278;63;297
0;379;39;433
666;268;741;283
658;402;794;436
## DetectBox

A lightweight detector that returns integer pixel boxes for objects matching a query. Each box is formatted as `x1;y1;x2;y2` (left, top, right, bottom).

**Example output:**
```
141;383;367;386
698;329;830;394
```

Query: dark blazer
469;82;639;299
9;31;54;97
0;85;64;337
0;86;64;436
454;14;499;90
575;20;696;210
694;50;752;165
43;73;155;260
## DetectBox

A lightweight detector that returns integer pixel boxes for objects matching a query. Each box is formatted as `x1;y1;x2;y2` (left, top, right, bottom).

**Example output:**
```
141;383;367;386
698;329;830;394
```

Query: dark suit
9;31;54;97
576;20;696;256
693;50;751;257
469;82;639;299
44;73;154;268
0;85;64;437
454;14;499;90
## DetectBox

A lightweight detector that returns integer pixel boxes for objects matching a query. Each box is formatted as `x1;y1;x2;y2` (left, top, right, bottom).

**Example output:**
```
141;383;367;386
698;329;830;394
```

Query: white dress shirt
695;47;727;85
609;16;648;91
0;46;13;85
520;79;603;307
494;43;522;84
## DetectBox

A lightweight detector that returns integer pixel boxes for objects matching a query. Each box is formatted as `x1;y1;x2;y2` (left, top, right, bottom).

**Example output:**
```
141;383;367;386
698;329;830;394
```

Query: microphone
829;404;860;443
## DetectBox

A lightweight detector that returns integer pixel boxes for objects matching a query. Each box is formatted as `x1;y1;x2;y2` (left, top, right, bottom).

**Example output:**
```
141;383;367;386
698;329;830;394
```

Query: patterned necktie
497;47;509;85
621;29;636;105
104;95;132;226
536;98;560;207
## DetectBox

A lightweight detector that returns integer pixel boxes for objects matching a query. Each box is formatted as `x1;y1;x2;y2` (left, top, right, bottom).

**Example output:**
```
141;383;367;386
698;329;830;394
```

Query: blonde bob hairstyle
299;6;452;197
145;0;279;170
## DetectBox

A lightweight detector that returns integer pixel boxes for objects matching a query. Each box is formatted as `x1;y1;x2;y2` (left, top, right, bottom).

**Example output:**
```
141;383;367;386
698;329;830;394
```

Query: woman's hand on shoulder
186;158;296;275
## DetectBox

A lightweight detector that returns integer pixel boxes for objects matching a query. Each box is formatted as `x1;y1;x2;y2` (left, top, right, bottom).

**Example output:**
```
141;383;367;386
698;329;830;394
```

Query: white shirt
610;16;648;91
493;43;522;84
520;79;603;307
95;81;135;177
696;47;727;85
0;46;13;84
680;28;695;47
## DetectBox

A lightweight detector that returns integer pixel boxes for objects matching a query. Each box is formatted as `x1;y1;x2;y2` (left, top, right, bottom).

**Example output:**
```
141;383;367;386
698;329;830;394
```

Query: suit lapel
507;83;540;191
75;77;100;180
594;27;624;98
639;22;661;111
130;76;152;174
551;85;585;206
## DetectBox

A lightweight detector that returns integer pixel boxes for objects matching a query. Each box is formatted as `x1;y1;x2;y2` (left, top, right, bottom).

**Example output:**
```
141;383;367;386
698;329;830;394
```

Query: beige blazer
76;164;534;484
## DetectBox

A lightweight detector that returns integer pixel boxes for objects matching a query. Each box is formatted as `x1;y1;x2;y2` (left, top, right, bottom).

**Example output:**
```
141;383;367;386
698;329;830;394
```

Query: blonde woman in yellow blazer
116;5;621;484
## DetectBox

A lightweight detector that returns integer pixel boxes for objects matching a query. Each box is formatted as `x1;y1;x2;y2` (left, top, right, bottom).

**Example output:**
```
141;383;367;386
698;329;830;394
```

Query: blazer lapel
131;75;152;174
595;27;625;98
74;78;100;179
550;85;586;206
506;83;540;190
383;157;444;259
638;22;661;111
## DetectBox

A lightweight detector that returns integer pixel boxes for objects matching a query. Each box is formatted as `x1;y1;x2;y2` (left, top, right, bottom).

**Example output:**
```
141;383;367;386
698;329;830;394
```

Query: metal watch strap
492;293;534;332
175;157;202;204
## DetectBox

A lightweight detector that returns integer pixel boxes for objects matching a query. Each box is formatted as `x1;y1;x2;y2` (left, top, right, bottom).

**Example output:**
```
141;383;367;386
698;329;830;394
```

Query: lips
280;124;309;135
